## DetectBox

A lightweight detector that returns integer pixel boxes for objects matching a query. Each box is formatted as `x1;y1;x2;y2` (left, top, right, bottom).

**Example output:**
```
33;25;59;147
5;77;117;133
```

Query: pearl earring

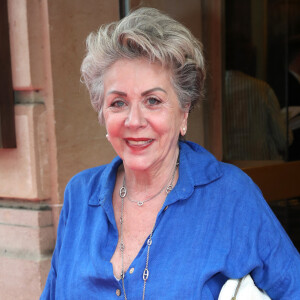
182;127;186;135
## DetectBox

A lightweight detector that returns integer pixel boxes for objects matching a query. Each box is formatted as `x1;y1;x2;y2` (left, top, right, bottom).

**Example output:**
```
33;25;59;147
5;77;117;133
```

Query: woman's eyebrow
107;87;167;97
107;90;127;96
141;87;167;96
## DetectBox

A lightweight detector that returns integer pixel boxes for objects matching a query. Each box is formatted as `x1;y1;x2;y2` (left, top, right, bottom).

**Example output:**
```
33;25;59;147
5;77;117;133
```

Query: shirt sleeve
40;185;70;300
221;165;300;299
246;182;300;299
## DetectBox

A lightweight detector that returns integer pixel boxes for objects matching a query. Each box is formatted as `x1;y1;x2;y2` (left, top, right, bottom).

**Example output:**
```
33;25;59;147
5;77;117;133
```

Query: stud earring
106;133;110;141
181;127;186;136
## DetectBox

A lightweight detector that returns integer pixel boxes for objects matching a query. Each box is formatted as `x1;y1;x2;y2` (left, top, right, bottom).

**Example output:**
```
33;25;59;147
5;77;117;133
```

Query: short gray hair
81;7;206;124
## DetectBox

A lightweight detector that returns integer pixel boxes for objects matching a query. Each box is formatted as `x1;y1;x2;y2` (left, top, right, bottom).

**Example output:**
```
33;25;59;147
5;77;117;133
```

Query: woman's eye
147;97;161;106
111;100;125;108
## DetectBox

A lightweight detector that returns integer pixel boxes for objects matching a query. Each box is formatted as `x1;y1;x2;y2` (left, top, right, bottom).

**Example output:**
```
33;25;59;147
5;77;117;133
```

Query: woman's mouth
125;138;154;148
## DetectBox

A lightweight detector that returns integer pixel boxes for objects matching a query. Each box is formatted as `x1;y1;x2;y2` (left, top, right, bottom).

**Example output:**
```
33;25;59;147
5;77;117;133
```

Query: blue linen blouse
41;141;300;299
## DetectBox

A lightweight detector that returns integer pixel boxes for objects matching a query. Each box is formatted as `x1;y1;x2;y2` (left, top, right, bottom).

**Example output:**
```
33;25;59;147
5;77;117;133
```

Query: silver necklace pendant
120;271;125;279
143;268;149;281
120;186;127;198
119;242;125;251
166;184;173;194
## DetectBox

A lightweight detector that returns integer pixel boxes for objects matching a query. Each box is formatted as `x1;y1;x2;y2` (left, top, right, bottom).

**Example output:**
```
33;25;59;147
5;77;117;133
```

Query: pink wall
0;1;118;298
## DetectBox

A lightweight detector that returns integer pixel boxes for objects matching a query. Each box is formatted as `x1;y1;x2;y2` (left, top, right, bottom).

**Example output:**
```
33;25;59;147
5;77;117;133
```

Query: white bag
218;275;271;300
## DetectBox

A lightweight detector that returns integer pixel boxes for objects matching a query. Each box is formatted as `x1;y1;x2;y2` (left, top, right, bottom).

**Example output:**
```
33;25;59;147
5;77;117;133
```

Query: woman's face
102;58;189;172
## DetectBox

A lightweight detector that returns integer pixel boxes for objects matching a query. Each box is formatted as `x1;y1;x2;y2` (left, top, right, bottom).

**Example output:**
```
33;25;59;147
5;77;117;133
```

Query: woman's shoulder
64;156;122;202
181;141;264;209
213;159;267;211
218;161;257;188
66;165;106;192
181;140;257;189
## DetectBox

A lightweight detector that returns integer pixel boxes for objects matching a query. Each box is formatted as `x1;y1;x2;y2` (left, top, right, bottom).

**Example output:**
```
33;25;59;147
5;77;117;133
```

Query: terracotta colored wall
48;0;119;210
0;2;53;299
0;1;119;299
0;104;50;199
0;0;50;201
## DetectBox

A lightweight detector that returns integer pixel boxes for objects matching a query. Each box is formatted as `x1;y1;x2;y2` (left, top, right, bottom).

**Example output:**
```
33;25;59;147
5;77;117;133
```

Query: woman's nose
125;104;147;128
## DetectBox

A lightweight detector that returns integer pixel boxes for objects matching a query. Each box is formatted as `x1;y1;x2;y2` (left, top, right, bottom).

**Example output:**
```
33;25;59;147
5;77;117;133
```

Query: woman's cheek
105;113;120;133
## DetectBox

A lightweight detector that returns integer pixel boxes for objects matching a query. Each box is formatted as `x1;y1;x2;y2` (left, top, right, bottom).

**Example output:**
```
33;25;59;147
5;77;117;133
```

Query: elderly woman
41;7;300;300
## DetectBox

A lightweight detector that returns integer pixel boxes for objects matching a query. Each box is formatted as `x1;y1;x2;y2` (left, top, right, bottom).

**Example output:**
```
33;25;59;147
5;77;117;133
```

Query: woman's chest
56;208;236;299
111;193;168;277
56;188;259;299
110;218;156;279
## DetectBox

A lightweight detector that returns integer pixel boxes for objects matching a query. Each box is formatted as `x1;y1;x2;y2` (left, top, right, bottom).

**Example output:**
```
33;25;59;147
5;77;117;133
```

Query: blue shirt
41;141;300;299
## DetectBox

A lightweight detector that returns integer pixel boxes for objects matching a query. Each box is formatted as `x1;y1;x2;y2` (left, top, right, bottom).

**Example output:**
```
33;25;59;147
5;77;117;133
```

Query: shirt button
116;289;121;296
129;267;134;274
164;205;169;211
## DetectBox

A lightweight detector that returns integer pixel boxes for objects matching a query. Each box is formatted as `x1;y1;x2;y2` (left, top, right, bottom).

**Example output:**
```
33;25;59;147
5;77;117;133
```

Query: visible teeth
127;140;152;146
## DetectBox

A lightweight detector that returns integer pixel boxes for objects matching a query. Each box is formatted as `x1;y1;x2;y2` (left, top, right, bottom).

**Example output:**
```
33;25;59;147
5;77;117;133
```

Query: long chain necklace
119;159;179;300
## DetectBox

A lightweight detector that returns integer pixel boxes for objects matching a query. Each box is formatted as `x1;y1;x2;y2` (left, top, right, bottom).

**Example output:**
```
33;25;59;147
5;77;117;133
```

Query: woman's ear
180;107;190;136
105;125;110;142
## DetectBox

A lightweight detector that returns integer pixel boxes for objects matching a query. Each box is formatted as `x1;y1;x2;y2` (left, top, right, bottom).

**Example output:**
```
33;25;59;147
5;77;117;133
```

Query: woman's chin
123;161;151;172
121;155;155;172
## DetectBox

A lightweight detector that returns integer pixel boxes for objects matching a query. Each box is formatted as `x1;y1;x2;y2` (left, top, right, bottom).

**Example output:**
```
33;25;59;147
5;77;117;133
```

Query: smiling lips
125;138;154;148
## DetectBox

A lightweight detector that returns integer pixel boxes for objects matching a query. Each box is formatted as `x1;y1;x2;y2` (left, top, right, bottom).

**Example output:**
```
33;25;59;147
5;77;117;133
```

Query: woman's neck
121;148;179;201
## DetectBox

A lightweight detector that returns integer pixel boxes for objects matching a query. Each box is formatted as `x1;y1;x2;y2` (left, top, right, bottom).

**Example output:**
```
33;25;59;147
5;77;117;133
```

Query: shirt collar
88;156;122;207
88;141;223;208
165;141;223;206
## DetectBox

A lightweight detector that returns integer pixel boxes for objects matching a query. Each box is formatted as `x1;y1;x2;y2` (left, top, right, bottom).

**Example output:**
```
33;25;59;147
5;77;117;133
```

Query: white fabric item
218;275;271;300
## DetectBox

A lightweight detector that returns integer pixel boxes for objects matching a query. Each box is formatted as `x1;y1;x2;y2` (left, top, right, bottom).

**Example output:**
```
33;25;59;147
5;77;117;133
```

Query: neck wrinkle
122;147;179;200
